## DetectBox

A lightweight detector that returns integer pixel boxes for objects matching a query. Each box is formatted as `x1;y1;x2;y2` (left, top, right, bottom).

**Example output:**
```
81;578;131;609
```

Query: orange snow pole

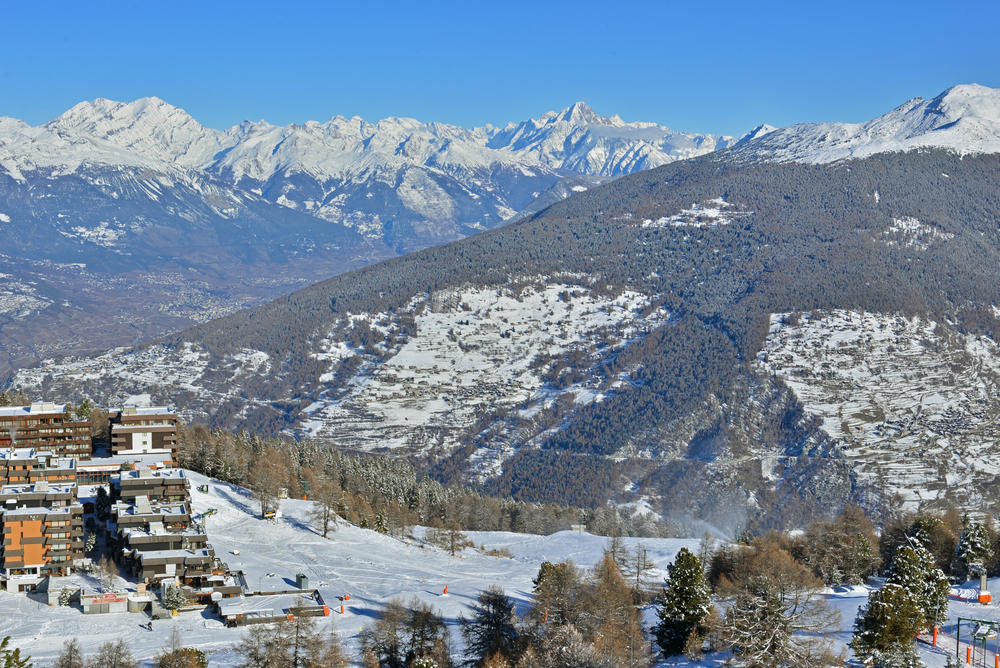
443;585;448;595
340;604;344;614
933;627;937;646
994;654;998;668
967;647;972;664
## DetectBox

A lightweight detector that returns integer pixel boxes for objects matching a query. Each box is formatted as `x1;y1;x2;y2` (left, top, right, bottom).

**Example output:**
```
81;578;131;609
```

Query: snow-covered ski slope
0;470;695;665
0;468;992;666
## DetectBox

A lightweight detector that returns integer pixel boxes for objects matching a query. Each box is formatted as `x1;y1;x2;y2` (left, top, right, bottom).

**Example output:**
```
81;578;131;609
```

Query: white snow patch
642;197;751;228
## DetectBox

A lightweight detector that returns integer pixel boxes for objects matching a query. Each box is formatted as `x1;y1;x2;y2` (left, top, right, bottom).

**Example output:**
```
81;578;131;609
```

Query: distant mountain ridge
729;83;1000;163
2;97;743;251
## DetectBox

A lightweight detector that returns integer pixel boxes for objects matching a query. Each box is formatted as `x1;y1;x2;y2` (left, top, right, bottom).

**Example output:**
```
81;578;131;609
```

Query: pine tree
654;547;712;657
461;586;519;667
719;546;840;667
851;583;924;668
163;584;189;610
885;545;949;627
955;520;994;579
95;486;111;522
0;637;30;668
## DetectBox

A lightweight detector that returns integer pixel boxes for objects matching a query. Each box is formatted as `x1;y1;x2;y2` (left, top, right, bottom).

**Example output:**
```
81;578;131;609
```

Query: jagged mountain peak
554;101;604;125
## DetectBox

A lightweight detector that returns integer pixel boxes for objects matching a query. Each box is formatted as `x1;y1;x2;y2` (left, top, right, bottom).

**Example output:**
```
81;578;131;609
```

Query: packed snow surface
0;470;698;666
0;469;989;666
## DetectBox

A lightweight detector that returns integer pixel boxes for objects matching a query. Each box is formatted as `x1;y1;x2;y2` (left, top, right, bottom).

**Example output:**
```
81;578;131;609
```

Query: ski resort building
109;406;178;462
0;448;77;486
0;403;91;459
110;474;221;587
114;468;190;505
0;480;85;590
218;589;329;626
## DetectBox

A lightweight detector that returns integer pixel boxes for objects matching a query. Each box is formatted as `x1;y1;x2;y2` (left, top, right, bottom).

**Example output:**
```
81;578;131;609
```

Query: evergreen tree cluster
177;424;673;537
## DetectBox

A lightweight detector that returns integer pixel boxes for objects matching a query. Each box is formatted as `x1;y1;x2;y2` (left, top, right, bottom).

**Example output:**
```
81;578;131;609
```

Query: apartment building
0;481;84;590
115;468;190;505
0;403;91;459
0;448;76;486
110;493;218;586
109;406;178;462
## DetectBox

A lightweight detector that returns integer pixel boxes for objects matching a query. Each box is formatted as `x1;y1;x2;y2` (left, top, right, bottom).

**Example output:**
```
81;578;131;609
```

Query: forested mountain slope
13;150;1000;530
0;98;742;373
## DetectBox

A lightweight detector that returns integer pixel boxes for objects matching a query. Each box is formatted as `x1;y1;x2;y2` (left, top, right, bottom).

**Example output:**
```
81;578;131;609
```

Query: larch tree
804;506;881;586
234;622;292;668
361;598;409;668
54;638;84;668
85;640;137;668
530;560;583;627
583;551;651;668
720;545;840;668
654;547;712;658
305;467;341;539
247;447;284;518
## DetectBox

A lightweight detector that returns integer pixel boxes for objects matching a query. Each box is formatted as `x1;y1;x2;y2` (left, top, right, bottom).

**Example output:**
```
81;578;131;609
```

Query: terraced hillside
13;150;1000;530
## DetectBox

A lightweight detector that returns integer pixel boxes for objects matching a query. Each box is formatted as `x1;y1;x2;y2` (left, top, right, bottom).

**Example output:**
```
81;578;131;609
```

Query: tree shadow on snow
216;488;257;517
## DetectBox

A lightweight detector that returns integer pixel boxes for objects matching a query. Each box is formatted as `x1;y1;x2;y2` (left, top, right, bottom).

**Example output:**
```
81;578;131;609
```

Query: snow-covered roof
218;591;322;617
0;403;67;417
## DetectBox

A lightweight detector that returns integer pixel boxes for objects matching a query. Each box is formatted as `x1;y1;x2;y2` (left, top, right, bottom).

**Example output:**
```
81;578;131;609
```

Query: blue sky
2;0;998;136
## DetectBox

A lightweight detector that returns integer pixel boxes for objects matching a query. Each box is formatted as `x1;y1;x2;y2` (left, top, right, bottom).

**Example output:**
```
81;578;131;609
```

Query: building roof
0;403;68;417
122;525;207;539
119;468;186;482
1;482;77;496
137;548;214;562
113;500;189;517
111;406;176;416
218;591;322;617
78;453;173;471
2;505;76;517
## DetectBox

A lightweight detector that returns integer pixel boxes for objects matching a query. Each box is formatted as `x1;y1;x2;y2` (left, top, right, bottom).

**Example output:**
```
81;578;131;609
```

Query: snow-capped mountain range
0;98;743;251
730;83;1000;163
